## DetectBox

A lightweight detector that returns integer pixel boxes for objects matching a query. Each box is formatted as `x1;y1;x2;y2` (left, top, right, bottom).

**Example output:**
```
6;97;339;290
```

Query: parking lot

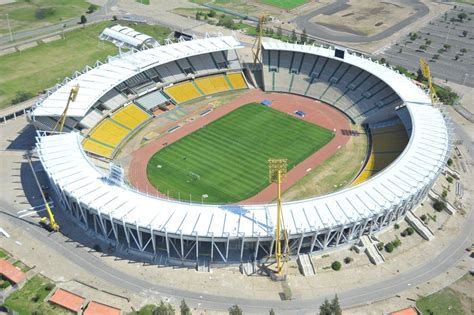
379;4;473;87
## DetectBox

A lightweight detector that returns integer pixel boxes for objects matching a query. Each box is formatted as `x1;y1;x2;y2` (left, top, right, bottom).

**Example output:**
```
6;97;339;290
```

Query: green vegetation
433;199;446;212
259;0;309;10
229;304;243;315
136;0;151;4
13;260;31;273
319;295;342;315
3;275;67;315
384;242;394;253
180;299;191;315
0;276;12;290
416;287;465;314
343;257;353;264
128;301;175;314
0;248;10;260
0;21;171;108
0;0;96;35
147;104;334;203
331;261;342;271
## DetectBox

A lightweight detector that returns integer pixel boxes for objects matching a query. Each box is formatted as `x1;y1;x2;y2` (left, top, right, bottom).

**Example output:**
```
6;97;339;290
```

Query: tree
208;10;216;18
269;309;275;315
87;4;99;13
277;26;282;39
229;304;243;315
319;295;341;315
80;14;87;24
290;29;297;42
462;30;468;37
330;295;342;315
153;301;175;315
458;12;467;22
300;28;307;44
180;299;191;315
460;48;467;54
256;20;262;34
416;68;425;81
319;298;332;315
196;12;201;20
331;261;341;271
385;242;394;253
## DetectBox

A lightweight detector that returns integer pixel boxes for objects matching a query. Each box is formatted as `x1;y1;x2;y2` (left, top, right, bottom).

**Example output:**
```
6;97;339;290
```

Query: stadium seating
164;73;247;104
226;73;247;90
195;75;231;94
111;104;150;130
164;81;203;103
352;123;408;185
83;104;151;158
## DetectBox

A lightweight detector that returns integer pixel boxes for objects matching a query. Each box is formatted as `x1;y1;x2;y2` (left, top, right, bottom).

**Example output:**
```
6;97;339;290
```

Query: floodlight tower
268;158;289;276
419;58;439;104
52;84;80;133
252;15;266;67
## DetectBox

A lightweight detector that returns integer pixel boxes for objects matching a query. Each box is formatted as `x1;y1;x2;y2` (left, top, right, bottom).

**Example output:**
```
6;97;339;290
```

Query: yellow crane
419;58;439;104
52;84;80;133
27;155;59;232
252;15;267;67
268;158;289;276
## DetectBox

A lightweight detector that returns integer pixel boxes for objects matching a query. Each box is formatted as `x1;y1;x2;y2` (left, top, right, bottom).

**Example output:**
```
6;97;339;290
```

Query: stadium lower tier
82;104;150;158
164;72;247;104
352;123;409;185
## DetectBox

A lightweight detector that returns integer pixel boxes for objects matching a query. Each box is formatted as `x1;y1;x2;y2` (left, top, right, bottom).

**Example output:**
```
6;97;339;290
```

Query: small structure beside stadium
99;24;160;49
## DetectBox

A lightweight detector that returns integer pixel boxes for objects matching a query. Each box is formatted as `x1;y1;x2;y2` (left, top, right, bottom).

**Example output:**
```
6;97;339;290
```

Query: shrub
433;200;446;212
343;257;353;264
87;4;99;13
208;10;216;17
447;158;453;166
401;230;407;237
447;176;453;183
442;190;448;199
406;227;414;236
80;15;87;24
420;214;427;222
392;239;402;248
331;261;342;271
229;304;243;315
385;242;394;253
11;91;34;105
35;7;55;19
376;242;384;251
394;223;400;230
45;283;55;291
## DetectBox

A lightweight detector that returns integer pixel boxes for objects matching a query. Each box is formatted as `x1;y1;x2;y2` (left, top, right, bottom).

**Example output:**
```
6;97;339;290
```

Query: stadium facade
32;36;452;265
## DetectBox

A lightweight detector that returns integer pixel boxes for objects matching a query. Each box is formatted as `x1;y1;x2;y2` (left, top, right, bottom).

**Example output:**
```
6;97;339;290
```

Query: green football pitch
259;0;309;10
147;103;334;204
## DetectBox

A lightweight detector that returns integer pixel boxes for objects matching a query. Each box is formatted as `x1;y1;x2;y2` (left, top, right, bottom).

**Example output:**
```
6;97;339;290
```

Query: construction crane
252;15;267;67
268;158;289;277
52;84;80;133
419;58;439;104
27;154;59;232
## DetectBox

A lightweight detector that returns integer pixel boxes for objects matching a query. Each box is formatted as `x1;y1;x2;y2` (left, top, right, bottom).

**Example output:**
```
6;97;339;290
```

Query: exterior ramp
297;254;316;276
361;235;385;265
405;210;435;241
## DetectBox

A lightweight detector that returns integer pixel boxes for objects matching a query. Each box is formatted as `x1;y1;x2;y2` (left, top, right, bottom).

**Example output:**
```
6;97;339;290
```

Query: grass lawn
416;287;465;314
3;275;71;315
147;103;334;203
0;0;95;35
0;21;171;109
13;260;32;273
136;0;151;4
259;0;309;10
0;276;12;290
0;248;11;260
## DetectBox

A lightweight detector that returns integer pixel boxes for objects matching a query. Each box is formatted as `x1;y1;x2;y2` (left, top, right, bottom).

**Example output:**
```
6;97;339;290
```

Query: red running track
128;89;351;204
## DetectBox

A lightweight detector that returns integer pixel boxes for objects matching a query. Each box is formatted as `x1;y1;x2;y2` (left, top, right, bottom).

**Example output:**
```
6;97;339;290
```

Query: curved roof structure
99;24;160;49
31;36;242;118
36;39;451;240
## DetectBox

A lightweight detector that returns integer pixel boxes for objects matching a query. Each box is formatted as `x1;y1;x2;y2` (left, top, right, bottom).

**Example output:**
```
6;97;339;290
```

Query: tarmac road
293;0;429;43
0;191;471;313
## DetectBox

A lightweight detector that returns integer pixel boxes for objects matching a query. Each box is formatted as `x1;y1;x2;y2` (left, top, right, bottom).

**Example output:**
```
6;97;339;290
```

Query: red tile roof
84;301;121;315
0;260;27;284
49;288;85;312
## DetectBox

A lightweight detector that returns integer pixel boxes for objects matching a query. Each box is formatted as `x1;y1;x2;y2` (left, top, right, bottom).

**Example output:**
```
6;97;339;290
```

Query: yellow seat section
82;139;114;158
352;151;375;186
195;75;231;95
227;73;247;89
112;104;150;130
88;119;129;148
165;82;202;103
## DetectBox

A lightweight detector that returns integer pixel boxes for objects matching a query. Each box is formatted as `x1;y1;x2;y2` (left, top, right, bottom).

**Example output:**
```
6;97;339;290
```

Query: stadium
29;34;452;266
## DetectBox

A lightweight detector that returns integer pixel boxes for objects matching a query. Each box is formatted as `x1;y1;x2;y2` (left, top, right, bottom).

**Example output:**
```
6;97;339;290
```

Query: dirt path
128;89;351;204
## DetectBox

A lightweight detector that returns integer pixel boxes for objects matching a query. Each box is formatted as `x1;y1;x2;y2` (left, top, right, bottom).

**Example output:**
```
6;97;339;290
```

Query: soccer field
260;0;309;10
147;103;334;204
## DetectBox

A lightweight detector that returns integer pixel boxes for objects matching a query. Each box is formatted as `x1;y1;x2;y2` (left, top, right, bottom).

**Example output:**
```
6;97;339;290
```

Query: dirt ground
282;124;367;201
310;0;416;36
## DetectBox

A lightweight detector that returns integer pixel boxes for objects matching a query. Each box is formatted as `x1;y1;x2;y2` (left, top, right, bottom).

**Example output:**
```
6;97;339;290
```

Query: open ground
129;90;353;204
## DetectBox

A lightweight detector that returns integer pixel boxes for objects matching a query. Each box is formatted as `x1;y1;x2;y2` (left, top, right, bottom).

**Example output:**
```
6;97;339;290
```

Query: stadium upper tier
29;36;243;129
35;38;451;264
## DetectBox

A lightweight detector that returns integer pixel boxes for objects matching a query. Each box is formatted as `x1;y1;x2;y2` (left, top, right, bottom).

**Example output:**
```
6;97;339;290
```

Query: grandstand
33;36;451;265
82;104;151;158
